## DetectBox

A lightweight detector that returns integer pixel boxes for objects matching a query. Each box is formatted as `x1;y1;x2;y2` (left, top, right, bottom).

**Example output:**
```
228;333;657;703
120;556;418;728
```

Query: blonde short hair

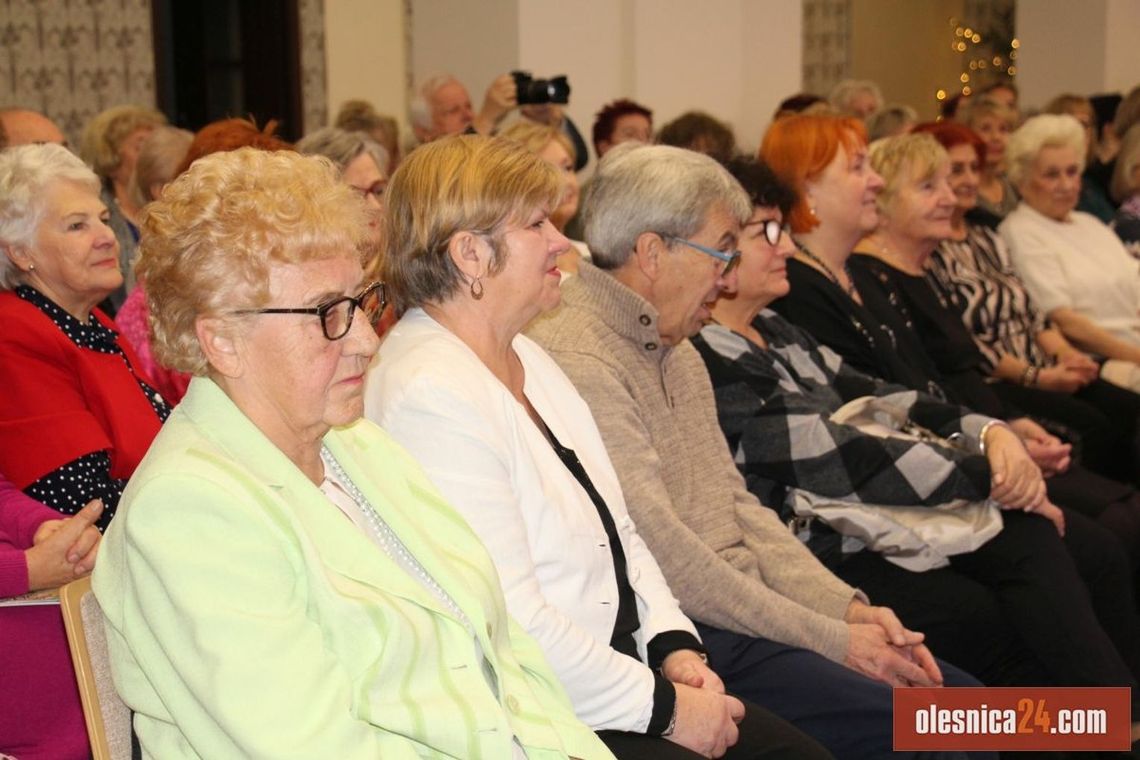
1006;114;1086;189
383;134;561;310
138;148;366;375
334;100;399;153
1114;85;1140;139
868;133;948;215
80;105;167;180
127;126;193;209
1111;123;1140;203
498;120;577;165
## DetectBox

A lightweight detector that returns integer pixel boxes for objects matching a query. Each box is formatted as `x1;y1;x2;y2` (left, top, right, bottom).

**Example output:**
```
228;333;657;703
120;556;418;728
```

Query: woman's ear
196;317;243;379
3;243;32;272
445;230;491;281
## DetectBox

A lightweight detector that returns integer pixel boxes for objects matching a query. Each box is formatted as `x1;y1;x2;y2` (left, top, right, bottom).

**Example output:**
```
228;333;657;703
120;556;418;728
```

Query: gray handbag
788;396;1003;572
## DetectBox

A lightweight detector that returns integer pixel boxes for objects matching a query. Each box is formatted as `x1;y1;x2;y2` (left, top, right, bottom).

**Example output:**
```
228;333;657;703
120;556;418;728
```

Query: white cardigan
365;308;697;733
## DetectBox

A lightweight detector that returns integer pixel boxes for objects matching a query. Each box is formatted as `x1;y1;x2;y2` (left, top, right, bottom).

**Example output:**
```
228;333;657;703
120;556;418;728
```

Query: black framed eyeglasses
747;219;789;247
663;235;742;277
234;281;386;341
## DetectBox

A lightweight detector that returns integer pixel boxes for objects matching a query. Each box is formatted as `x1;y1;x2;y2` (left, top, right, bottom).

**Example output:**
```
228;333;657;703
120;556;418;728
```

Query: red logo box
894;687;1132;752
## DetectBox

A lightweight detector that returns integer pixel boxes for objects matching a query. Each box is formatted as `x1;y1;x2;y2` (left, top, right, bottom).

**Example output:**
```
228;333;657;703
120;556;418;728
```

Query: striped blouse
927;223;1047;371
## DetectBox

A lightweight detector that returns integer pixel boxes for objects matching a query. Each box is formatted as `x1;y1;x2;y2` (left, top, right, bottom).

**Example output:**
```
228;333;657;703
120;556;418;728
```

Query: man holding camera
409;73;510;142
410;72;586;167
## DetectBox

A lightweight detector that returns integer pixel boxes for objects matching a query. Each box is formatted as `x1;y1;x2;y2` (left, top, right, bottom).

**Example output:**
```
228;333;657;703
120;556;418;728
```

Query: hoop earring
470;274;484;300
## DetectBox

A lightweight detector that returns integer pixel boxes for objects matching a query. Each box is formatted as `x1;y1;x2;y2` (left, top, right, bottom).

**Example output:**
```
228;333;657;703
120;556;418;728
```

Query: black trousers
835;510;1140;721
993;378;1140;487
596;699;833;760
1043;466;1140;603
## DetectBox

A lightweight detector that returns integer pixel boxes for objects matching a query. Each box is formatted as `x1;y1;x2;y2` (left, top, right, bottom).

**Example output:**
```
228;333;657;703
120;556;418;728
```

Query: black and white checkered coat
692;312;994;560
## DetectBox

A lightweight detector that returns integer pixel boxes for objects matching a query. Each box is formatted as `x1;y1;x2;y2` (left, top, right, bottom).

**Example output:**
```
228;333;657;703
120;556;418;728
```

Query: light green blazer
93;377;612;759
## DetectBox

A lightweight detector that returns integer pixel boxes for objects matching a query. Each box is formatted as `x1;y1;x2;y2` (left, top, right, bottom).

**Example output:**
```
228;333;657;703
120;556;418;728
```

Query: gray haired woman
298;126;389;277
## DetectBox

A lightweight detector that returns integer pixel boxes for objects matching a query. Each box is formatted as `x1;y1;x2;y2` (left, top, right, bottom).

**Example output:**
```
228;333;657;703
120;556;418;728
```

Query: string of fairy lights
935;16;1018;105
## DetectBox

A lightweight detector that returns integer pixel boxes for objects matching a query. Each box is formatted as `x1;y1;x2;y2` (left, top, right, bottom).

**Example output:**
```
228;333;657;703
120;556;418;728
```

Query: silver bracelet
661;700;679;737
978;419;1010;456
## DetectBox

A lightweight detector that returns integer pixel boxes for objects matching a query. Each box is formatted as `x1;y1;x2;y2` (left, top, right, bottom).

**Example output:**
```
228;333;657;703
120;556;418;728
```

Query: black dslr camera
511;71;571;105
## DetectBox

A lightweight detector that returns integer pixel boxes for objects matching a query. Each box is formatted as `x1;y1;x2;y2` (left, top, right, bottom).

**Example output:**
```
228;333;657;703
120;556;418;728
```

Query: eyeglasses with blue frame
663;235;742;277
234;281;386;341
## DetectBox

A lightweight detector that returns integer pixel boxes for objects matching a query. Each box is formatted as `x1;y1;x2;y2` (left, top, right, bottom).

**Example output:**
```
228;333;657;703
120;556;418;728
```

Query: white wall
1015;0;1139;111
632;0;745;143
321;2;1139;156
516;0;628;155
406;0;800;161
740;1;803;151
323;0;408;133
412;0;520;109
1103;0;1140;95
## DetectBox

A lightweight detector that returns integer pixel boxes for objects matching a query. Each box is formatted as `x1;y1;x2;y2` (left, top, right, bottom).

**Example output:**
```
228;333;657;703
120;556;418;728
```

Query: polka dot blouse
16;286;171;531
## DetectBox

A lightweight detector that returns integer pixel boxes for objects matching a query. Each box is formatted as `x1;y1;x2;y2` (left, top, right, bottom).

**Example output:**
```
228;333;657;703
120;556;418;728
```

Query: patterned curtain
298;0;327;134
0;0;156;146
803;0;851;99
0;0;329;143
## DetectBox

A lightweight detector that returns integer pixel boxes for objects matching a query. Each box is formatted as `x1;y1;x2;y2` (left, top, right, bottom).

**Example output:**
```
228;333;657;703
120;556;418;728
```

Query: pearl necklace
320;446;474;634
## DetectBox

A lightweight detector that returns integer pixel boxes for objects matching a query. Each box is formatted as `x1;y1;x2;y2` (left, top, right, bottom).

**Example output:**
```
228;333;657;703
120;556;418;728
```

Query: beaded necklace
794;240;858;299
320;446;474;634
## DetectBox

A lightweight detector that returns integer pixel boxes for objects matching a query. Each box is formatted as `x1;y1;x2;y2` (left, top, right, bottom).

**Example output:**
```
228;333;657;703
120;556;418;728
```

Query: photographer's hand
473;74;518;135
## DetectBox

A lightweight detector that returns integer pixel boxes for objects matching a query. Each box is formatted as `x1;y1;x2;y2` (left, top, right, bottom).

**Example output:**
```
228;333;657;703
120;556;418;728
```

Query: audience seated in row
5;73;1140;756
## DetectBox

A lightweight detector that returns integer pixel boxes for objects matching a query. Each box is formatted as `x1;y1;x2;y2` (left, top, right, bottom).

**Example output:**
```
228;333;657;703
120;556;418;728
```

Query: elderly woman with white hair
92;146;611;759
1000;114;1140;392
0;144;170;531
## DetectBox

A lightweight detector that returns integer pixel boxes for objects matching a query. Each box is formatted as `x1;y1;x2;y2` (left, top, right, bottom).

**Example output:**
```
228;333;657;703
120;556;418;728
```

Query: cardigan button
506;695;521;714
639;314;652;325
644;342;658;351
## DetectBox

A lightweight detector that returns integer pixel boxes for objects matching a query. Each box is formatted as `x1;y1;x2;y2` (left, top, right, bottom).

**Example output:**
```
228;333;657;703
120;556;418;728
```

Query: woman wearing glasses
92;147;611;759
296;127;388;270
